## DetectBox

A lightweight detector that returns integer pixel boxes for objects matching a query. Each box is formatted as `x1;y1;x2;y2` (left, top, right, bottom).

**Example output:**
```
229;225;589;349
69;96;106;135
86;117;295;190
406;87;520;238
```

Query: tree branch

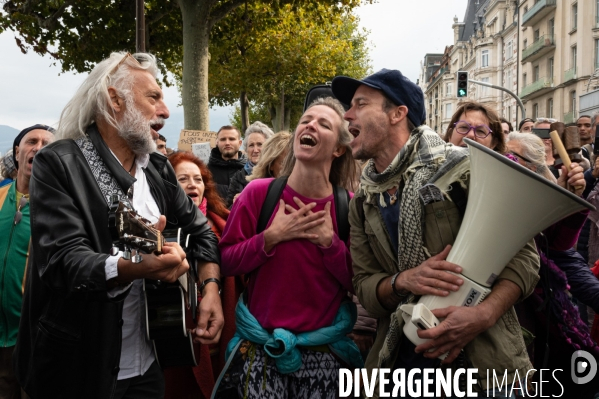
5;0;75;31
208;0;246;30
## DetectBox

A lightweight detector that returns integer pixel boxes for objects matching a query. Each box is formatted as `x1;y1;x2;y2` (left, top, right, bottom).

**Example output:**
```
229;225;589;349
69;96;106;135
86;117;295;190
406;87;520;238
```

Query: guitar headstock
111;201;164;262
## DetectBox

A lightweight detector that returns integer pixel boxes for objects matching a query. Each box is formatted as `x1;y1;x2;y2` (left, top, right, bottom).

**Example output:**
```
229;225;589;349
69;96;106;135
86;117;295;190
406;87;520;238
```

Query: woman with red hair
164;151;242;399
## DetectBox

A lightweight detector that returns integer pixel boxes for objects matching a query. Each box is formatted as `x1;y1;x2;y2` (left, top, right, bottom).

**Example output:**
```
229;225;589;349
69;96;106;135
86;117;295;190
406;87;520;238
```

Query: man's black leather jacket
14;125;220;399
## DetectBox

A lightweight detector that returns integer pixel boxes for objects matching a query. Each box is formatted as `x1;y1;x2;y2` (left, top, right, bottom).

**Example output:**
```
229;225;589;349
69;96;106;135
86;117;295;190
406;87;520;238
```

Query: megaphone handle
550;130;582;192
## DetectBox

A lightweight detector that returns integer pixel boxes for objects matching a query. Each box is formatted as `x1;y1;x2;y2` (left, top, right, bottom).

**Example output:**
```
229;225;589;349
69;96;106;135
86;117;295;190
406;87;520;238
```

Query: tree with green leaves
1;0;367;130
208;2;371;132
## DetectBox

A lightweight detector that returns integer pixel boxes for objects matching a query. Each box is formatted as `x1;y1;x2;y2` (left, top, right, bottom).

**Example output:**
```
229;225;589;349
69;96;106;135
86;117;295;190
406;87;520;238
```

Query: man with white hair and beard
13;52;223;399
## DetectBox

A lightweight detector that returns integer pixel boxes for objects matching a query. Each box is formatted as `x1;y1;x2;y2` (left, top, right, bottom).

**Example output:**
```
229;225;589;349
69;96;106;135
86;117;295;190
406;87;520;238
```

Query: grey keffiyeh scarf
359;126;469;366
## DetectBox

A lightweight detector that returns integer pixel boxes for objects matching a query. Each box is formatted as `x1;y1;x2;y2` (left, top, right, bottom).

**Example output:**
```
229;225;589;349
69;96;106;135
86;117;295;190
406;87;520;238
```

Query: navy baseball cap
332;69;426;128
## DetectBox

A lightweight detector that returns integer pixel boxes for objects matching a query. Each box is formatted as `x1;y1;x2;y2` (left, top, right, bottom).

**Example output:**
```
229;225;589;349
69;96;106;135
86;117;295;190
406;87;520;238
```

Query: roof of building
459;0;490;42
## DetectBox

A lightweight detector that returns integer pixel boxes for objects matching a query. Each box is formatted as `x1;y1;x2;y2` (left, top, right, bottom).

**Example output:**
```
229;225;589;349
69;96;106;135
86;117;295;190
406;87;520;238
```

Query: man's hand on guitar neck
194;262;224;345
114;242;189;284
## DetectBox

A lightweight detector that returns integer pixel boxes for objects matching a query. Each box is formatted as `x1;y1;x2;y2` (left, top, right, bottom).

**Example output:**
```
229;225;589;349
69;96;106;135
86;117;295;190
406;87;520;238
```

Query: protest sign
192;142;212;164
178;130;217;151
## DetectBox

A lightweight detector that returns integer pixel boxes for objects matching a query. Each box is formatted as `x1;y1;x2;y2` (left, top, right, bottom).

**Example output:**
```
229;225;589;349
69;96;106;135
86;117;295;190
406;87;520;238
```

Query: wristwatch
390;272;409;299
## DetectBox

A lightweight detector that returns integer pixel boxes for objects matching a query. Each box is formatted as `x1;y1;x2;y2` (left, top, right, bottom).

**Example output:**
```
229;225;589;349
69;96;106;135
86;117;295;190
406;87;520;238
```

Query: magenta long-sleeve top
219;178;354;333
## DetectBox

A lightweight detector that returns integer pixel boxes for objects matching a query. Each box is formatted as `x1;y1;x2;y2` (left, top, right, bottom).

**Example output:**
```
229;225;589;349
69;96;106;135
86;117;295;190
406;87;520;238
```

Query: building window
534;29;540;42
572;3;578;31
547;98;553;119
481;77;490;97
445;103;453;116
572;46;577;69
523;39;528;50
548;18;555;39
533;65;540;82
481;50;489;68
533;103;539;119
596;0;599;27
523;73;527;87
506;69;513;89
595;39;599;69
446;83;452;96
548;58;554;80
571;91;577;114
506;40;513;60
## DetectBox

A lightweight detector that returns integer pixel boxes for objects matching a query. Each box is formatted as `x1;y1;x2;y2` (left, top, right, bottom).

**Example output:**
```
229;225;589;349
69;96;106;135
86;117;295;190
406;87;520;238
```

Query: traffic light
457;71;468;98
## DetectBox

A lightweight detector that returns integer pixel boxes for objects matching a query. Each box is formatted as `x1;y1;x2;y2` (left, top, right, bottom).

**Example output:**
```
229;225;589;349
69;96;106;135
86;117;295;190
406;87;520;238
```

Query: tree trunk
240;91;249;134
269;105;277;129
278;85;285;131
284;107;291;131
178;0;210;130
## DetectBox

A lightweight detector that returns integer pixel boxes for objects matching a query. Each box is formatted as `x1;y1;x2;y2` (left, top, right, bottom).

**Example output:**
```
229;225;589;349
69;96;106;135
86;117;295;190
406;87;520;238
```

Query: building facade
519;0;599;124
422;0;599;132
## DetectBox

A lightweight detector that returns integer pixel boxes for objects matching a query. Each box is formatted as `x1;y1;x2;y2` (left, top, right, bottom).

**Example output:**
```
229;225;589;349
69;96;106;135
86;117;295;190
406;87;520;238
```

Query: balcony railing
564;67;577;82
520;77;553;98
521;35;554;62
522;0;557;27
564;112;575;125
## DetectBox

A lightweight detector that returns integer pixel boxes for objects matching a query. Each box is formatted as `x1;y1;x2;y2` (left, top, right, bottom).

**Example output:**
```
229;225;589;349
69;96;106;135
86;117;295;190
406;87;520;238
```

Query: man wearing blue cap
332;69;539;397
0;124;54;399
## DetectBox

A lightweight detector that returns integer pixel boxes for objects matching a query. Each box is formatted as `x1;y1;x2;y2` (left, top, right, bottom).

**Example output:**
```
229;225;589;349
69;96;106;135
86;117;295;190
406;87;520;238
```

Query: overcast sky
0;0;468;146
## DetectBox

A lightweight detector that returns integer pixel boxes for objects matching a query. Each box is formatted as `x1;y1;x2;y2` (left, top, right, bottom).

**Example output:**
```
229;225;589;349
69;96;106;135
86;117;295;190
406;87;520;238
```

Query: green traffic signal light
456;71;468;97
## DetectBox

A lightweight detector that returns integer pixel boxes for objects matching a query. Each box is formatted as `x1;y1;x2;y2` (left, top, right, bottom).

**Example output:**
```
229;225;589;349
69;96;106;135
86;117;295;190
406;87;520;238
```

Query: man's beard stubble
219;146;238;159
118;103;158;155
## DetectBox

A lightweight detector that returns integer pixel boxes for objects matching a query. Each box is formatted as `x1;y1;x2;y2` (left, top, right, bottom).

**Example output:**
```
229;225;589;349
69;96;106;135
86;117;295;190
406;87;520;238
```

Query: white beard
118;104;157;155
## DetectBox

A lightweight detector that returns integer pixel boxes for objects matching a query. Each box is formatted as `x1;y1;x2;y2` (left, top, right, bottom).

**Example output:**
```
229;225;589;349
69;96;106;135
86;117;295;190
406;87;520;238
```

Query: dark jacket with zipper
207;147;246;200
13;125;220;399
226;168;250;208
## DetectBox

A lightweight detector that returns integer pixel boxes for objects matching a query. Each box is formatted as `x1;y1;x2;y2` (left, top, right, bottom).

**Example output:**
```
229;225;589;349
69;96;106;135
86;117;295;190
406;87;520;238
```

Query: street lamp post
469;78;526;120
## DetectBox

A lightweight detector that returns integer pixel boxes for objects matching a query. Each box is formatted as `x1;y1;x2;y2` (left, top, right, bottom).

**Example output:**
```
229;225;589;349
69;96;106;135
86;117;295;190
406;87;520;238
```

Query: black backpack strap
448;182;467;218
256;178;350;242
334;186;350;243
256;177;288;234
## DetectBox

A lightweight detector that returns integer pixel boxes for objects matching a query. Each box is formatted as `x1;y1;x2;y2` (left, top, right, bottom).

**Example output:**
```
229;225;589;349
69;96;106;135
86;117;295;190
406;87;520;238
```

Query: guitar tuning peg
132;253;143;263
122;249;131;260
110;247;119;256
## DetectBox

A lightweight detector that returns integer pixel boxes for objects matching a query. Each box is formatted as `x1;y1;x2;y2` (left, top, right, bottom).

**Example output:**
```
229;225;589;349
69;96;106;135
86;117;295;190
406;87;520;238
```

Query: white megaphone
401;138;595;350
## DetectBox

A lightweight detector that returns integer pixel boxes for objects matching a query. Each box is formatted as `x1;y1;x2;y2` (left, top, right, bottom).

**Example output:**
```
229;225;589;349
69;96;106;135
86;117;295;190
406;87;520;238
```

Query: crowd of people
1;51;599;399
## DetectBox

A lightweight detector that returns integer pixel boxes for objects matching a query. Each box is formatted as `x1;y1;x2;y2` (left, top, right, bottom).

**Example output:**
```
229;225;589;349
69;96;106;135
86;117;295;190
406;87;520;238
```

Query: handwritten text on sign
178;130;217;151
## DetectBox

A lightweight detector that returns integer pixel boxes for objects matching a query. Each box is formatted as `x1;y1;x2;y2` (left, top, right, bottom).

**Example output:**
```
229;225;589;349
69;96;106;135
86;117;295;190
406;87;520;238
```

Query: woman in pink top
218;97;360;399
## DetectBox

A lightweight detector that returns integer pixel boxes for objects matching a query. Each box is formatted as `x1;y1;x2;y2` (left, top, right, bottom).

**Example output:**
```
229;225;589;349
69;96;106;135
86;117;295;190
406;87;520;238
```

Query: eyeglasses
13;196;29;225
507;150;532;164
453;121;493;139
110;53;141;75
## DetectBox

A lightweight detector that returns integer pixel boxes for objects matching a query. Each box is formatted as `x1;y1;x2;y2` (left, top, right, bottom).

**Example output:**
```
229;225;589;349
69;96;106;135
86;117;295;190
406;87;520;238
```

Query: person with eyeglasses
0;124;54;399
444;102;506;154
505;132;599;396
13;53;223;399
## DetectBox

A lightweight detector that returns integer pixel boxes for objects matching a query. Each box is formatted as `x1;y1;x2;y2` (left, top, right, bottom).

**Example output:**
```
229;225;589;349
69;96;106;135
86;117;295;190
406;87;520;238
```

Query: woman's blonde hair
247;131;292;181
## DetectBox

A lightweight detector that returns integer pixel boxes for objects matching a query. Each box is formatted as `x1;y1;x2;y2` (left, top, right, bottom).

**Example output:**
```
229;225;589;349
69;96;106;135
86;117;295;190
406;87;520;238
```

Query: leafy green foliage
1;0;371;128
205;2;371;130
